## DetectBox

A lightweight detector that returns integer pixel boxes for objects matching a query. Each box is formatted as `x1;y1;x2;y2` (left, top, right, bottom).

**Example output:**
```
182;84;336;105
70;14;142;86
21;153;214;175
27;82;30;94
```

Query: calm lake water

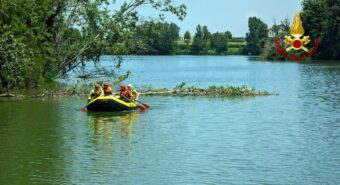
1;56;340;185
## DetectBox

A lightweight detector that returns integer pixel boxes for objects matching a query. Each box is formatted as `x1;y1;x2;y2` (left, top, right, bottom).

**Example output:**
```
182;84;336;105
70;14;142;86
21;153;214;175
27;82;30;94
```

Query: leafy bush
0;28;30;92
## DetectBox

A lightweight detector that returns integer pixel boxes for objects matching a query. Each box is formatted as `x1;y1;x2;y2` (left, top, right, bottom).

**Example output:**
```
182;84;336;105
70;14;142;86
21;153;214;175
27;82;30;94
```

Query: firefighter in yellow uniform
127;84;139;101
88;84;103;102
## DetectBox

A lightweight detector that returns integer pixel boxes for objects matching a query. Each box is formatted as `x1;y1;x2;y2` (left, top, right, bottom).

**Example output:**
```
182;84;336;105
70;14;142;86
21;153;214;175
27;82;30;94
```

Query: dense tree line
0;0;186;92
115;23;234;55
130;21;180;55
190;25;232;55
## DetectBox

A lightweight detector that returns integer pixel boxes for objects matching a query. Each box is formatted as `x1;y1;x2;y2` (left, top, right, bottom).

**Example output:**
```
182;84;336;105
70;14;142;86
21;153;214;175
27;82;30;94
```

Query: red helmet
95;84;100;89
104;82;109;87
120;83;126;89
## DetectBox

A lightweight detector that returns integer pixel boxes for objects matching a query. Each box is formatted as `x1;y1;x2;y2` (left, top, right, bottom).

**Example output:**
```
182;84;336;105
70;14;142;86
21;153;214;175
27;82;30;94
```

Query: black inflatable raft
86;96;138;112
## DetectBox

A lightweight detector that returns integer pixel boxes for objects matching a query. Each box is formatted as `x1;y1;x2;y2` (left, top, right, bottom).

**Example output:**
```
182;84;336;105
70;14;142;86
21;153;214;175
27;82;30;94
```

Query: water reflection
86;111;138;150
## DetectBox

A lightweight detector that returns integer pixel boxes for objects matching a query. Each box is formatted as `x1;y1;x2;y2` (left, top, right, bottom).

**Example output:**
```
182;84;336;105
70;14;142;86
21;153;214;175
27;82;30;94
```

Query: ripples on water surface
0;56;339;184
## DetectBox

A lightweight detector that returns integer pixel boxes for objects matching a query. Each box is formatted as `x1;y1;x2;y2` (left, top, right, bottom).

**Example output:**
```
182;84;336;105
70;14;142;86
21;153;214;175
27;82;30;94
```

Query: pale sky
112;0;303;37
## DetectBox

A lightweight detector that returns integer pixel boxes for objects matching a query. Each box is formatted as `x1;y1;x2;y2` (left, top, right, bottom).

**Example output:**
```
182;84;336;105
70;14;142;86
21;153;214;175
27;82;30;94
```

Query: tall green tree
191;25;212;54
184;31;191;44
191;25;204;54
210;32;229;54
244;17;268;55
202;25;212;53
224;31;232;40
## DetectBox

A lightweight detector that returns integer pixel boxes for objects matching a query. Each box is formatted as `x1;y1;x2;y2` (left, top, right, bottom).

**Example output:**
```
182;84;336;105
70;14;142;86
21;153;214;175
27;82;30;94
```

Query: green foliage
228;37;246;55
210;32;229;54
191;25;204;54
202;26;212;52
0;0;187;91
261;19;290;60
301;0;340;60
224;31;232;40
112;43;129;55
183;31;191;44
131;21;180;55
190;25;212;54
0;27;29;92
173;42;191;55
173;32;243;55
191;25;232;55
244;17;268;55
261;38;285;60
228;47;244;55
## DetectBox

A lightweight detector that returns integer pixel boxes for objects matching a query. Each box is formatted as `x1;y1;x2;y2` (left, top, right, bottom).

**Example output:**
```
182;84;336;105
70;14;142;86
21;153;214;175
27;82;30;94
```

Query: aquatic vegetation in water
139;82;275;97
0;82;275;98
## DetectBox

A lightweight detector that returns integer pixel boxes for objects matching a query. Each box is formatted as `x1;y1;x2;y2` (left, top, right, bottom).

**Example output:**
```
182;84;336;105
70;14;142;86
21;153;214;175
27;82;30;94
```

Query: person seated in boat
88;83;103;102
103;82;112;96
127;84;139;101
116;83;132;101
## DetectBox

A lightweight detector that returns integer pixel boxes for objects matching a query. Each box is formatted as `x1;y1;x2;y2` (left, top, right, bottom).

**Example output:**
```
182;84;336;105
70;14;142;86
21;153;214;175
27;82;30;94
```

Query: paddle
135;97;150;109
121;95;147;112
135;99;150;109
81;97;97;112
126;91;150;108
117;89;150;109
81;100;92;112
137;104;146;112
80;104;87;112
80;96;98;112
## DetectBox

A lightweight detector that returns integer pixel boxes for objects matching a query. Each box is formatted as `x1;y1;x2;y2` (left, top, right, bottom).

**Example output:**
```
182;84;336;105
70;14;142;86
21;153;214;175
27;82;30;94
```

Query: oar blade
142;103;150;108
80;107;86;112
137;105;146;112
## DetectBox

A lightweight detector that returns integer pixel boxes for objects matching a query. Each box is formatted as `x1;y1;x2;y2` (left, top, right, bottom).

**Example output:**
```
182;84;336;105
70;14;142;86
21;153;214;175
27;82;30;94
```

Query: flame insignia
284;12;310;52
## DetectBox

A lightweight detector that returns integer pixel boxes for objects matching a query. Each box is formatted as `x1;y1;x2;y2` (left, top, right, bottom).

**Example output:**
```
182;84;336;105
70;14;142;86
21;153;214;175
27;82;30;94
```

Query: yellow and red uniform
118;89;132;100
103;86;112;95
88;84;103;102
117;83;132;101
103;82;112;96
